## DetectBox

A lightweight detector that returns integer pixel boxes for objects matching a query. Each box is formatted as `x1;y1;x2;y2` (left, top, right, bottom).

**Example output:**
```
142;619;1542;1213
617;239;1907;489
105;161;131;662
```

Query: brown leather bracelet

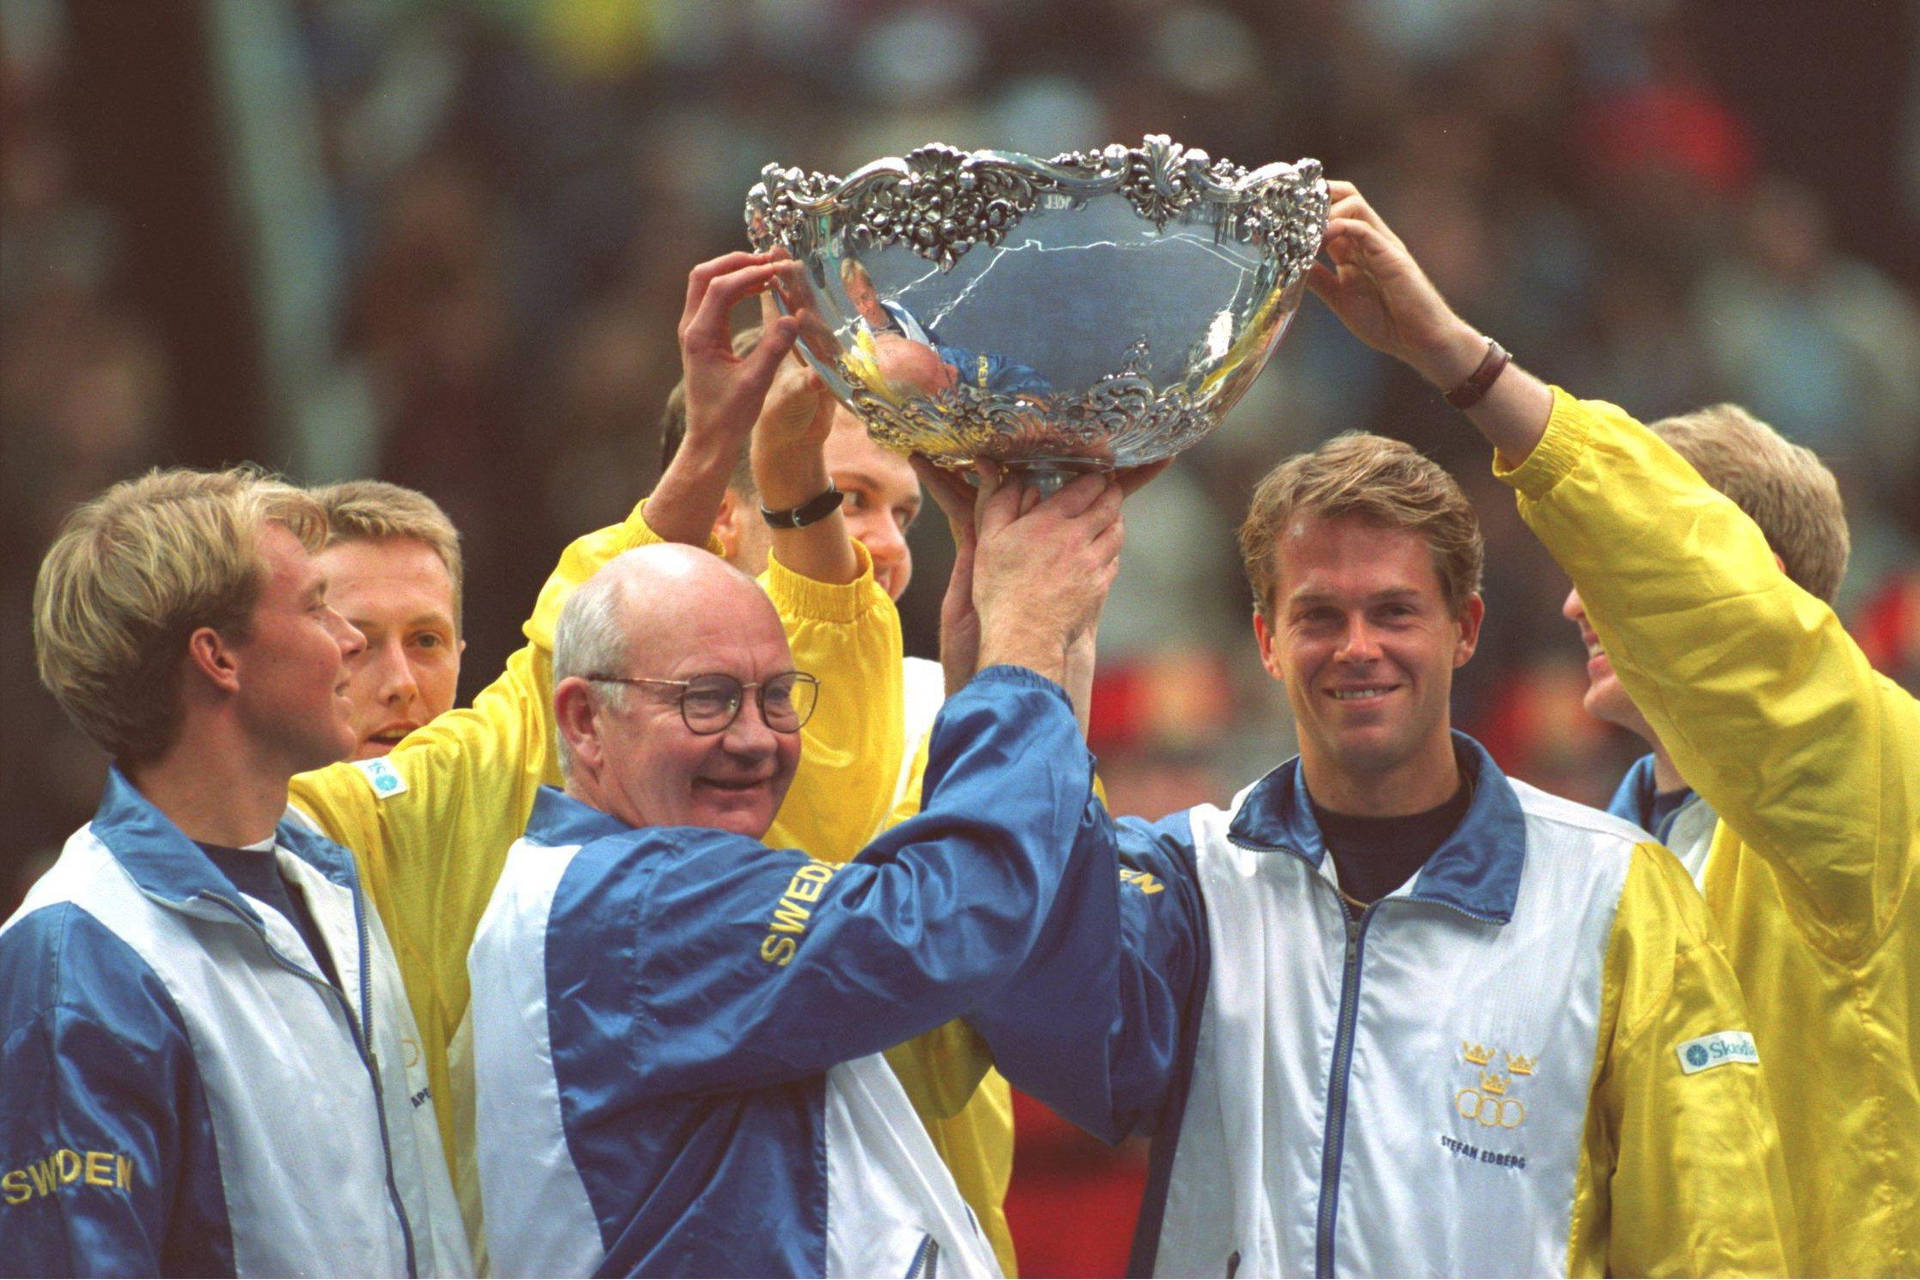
1444;338;1511;410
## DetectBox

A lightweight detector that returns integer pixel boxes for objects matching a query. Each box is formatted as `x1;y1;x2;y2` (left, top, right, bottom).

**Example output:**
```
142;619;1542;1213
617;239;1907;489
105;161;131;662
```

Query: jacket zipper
1313;897;1375;1278
1225;834;1378;1279
348;880;420;1276
186;887;421;1277
1222;832;1507;1277
905;1232;940;1278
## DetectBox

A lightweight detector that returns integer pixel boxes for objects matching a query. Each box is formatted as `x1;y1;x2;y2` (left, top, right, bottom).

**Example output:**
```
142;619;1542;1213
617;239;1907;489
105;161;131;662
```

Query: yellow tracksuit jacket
1500;391;1920;1275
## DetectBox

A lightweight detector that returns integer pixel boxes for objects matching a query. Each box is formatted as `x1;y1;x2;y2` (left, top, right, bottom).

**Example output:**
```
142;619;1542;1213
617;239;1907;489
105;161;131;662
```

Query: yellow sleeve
760;539;905;859
1567;845;1796;1277
1499;390;1920;956
288;498;674;1162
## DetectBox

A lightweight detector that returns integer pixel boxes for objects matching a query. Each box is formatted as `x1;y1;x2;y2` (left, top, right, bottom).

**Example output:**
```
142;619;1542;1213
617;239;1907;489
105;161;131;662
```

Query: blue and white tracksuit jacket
975;733;1792;1277
0;768;469;1277
468;666;1105;1278
1608;754;1717;886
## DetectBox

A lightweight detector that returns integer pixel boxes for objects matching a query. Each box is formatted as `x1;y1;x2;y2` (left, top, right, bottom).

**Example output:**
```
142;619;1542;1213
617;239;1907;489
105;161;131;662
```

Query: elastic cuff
632;499;726;556
1492;385;1590;500
762;540;885;623
969;662;1072;707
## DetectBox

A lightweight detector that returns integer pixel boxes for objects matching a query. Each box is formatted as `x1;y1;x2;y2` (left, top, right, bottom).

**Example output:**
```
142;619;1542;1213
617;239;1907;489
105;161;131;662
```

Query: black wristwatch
759;486;844;529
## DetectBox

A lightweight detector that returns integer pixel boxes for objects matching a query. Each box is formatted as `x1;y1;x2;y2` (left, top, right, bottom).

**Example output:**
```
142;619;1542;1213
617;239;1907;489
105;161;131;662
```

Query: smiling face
315;536;464;758
565;558;801;839
227;522;366;776
1254;513;1482;813
822;410;921;600
1561;585;1657;743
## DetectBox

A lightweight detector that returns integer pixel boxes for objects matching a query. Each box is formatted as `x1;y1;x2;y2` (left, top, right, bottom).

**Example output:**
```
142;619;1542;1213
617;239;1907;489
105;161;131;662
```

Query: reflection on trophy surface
746;135;1328;487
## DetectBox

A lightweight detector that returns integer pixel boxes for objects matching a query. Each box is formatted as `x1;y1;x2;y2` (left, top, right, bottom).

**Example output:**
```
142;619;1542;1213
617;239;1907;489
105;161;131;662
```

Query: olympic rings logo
1454;1089;1526;1128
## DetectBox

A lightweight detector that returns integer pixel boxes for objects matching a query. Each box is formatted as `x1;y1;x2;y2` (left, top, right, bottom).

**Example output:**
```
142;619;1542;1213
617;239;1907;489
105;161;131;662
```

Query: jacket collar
526;784;634;849
1606;753;1658;828
1224;731;1528;924
91;765;357;912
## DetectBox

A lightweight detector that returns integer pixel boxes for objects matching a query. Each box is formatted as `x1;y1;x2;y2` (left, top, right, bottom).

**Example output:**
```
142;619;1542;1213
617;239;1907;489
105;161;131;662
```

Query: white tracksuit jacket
0;767;468;1276
974;733;1794;1277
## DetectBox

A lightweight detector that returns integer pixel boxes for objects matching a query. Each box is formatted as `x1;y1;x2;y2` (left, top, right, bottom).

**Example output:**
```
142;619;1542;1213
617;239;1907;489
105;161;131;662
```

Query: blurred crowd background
5;1;1918;1272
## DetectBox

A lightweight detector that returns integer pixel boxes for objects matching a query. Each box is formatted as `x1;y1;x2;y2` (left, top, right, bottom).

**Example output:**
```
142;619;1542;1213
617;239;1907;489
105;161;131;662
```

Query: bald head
561;544;782;678
873;333;957;398
551;544;801;837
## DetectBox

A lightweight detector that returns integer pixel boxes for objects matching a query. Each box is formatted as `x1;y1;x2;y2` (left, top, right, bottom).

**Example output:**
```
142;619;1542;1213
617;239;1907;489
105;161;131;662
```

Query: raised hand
972;466;1125;685
1308;180;1553;463
749;287;858;585
649;252;801;547
1307;181;1480;387
679;251;801;458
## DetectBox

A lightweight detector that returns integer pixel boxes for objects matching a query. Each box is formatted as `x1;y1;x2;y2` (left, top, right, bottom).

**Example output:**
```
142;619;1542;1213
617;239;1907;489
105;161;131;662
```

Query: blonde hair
312;479;465;629
1649;404;1850;603
33;466;328;764
1238;432;1484;619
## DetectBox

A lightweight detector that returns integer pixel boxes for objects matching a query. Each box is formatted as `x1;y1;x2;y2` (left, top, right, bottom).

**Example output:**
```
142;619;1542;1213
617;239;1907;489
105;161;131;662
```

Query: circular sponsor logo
1686;1044;1709;1068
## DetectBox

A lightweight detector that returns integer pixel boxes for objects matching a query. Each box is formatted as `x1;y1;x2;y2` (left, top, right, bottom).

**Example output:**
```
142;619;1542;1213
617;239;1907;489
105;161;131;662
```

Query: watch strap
1444;338;1512;410
760;486;845;529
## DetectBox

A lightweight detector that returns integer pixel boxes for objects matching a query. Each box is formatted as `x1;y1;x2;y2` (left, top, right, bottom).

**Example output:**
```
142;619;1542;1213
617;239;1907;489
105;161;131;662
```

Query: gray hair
552;566;636;781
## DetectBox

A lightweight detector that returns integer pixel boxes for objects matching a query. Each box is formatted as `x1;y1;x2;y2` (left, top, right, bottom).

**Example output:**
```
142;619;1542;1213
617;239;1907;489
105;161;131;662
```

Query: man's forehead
632;573;788;661
258;522;320;585
827;413;917;481
1274;515;1444;591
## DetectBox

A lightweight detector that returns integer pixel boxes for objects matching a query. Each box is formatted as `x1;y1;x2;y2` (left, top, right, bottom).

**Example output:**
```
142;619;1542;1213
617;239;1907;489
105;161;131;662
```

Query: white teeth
1330;688;1391;700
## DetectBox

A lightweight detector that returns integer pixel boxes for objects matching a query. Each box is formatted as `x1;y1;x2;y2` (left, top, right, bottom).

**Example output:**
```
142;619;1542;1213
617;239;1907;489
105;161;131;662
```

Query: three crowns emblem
1457;1040;1535;1129
1461;1041;1537;1077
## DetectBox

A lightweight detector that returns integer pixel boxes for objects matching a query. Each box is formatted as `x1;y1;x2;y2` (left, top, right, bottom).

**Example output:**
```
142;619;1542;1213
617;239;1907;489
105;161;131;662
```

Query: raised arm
643;252;800;546
759;537;905;860
967;810;1209;1145
747;310;904;858
1308;180;1554;467
750;294;861;588
1309;179;1918;951
1506;396;1916;949
565;475;1128;1095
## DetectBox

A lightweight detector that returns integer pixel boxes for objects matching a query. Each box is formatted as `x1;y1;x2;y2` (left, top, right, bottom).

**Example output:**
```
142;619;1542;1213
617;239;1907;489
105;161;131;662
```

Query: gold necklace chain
1327;770;1476;914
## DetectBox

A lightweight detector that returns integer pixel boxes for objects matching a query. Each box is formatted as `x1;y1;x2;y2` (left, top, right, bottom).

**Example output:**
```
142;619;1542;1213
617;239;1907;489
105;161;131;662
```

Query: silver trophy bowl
745;135;1327;486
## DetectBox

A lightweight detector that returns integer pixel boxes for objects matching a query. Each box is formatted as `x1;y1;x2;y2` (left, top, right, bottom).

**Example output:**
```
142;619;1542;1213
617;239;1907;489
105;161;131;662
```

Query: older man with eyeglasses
465;461;1126;1278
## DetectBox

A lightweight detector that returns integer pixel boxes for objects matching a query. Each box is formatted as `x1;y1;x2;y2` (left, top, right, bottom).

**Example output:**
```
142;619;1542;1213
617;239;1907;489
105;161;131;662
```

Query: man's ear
554;677;602;776
185;626;242;694
1252;609;1285;684
1453;594;1486;668
711;491;745;561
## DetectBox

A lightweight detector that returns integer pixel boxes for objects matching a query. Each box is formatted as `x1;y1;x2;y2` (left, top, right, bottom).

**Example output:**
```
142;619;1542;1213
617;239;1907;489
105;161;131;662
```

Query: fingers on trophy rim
683;249;771;310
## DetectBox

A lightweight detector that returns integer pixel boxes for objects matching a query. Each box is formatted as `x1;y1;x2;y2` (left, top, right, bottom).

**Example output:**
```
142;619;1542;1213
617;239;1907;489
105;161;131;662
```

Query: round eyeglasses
584;670;820;735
